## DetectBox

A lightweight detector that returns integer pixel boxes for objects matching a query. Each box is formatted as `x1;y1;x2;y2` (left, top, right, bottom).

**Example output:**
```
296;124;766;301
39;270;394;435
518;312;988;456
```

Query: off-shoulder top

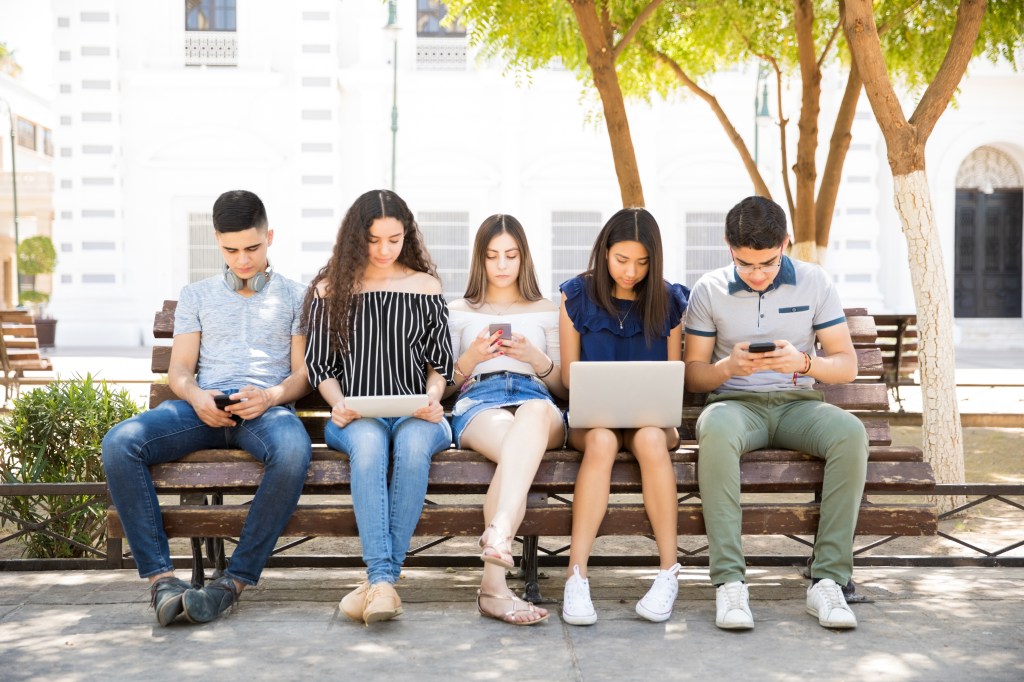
304;290;454;396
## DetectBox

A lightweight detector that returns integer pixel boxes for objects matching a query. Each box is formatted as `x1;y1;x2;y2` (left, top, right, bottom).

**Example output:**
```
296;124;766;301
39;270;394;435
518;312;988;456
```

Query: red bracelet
792;352;811;386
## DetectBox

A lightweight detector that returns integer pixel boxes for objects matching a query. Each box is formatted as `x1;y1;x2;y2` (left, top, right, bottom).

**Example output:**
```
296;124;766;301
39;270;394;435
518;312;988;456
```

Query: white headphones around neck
224;264;272;293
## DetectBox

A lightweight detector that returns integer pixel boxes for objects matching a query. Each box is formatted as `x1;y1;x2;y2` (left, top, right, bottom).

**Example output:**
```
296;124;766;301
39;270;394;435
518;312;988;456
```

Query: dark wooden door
954;189;1022;318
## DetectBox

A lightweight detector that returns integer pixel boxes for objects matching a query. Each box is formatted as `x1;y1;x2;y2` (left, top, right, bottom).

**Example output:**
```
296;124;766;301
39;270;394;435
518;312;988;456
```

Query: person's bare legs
623;426;680;568
461;401;563;623
565;427;622;578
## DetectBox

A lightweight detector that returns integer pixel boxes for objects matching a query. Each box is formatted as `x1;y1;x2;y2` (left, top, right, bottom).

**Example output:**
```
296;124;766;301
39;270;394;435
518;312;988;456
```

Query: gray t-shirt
174;273;306;391
684;256;846;393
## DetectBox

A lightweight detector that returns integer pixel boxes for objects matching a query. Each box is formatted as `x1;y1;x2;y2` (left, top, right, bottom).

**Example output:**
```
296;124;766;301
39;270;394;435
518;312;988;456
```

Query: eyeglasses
732;248;783;274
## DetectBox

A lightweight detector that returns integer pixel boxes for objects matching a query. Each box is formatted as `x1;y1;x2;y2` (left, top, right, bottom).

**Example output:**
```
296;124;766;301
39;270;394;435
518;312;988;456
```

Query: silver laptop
568;361;685;429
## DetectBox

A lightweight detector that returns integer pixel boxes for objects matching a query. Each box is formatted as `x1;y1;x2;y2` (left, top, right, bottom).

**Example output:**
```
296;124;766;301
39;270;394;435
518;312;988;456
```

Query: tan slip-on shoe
363;582;403;624
340;581;370;622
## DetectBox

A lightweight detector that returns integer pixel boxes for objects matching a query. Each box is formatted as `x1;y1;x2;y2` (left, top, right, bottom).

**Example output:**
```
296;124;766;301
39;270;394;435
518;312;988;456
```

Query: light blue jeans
325;416;452;585
101;397;312;585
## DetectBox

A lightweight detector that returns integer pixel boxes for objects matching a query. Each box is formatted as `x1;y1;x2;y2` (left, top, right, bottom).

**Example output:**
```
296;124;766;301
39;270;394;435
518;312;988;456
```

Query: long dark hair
303;189;438;352
463;214;543;305
583;207;668;343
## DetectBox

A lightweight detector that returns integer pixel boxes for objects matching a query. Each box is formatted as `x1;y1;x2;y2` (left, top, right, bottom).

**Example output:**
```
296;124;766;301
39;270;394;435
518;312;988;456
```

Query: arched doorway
954;146;1023;318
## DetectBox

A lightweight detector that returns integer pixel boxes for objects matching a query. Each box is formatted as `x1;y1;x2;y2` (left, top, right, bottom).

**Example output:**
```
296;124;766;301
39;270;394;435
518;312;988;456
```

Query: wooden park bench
874;313;918;405
106;302;937;601
0;310;55;403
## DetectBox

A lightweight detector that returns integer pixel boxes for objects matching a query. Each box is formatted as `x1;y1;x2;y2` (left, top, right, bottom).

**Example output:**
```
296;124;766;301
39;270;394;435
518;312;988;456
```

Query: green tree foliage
445;0;1021;257
17;236;57;278
0;41;22;77
0;376;141;558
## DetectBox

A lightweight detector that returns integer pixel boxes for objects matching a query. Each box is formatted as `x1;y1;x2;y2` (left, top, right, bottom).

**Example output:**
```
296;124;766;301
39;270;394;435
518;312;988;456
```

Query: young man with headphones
102;190;312;626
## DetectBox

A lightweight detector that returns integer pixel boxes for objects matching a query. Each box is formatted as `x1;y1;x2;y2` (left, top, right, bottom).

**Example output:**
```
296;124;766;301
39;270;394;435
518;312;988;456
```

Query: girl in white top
446;214;567;626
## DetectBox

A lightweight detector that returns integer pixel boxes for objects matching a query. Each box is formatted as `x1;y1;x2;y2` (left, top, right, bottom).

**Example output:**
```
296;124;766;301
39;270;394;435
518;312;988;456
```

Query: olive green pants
695;391;868;586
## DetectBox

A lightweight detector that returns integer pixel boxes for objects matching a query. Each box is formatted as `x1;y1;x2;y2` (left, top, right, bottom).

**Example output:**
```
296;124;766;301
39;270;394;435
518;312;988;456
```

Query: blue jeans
325;416;452;585
101;398;312;585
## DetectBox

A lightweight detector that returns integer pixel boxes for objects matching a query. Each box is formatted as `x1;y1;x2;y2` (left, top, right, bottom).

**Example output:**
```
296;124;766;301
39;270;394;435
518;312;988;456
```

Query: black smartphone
213;394;234;410
488;323;511;338
748;342;777;353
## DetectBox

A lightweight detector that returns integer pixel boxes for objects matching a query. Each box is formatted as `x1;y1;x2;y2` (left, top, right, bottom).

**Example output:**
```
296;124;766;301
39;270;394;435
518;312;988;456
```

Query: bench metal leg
520;535;543;603
189;538;206;588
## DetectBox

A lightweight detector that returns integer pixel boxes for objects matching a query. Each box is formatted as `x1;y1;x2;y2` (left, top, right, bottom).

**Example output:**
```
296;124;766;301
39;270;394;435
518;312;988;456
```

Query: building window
551;211;603;296
185;0;238;65
301;142;332;153
418;211;470;299
417;1;465;37
42;128;54;156
189;212;221;283
16;118;37;150
417;1;467;70
185;0;236;31
682;212;729;288
82;274;116;284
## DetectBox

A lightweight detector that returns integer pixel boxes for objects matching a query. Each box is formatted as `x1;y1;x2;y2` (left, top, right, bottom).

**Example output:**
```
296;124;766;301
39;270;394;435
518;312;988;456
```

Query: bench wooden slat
146;455;933;494
165;444;923;466
107;502;937;539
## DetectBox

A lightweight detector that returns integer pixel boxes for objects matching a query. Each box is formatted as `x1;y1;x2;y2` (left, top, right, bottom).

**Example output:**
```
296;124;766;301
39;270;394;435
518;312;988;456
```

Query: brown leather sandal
476;589;549;626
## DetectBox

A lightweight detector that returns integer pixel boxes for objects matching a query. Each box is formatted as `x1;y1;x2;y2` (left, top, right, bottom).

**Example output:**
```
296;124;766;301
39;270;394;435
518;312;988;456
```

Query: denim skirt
450;371;564;448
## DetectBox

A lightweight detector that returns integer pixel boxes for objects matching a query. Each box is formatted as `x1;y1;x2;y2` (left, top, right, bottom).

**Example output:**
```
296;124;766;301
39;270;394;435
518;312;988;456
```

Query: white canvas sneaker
636;563;681;622
715;581;754;630
561;564;597;626
806;579;858;629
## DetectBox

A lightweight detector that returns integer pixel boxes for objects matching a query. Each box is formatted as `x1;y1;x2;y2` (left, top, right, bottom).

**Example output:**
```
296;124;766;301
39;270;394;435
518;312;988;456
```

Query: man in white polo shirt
683;195;868;630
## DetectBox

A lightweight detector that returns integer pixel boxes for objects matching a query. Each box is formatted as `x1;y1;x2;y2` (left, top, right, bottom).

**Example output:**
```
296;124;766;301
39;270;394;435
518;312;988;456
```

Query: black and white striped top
305;291;454;397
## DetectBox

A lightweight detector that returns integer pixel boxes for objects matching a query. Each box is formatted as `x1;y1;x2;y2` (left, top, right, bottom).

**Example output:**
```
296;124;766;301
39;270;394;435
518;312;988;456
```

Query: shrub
0;374;141;558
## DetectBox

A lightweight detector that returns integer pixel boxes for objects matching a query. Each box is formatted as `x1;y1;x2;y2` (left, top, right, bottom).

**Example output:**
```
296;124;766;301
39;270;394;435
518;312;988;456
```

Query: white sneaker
636;563;681;622
715;581;754;630
806;579;857;629
562;564;597;625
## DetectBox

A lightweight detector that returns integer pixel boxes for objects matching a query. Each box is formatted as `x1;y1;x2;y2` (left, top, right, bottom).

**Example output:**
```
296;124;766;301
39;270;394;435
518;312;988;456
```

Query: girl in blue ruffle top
557;207;690;626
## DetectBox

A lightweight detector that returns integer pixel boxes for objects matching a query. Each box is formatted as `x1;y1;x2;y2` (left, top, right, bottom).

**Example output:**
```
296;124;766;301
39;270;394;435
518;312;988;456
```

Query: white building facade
23;0;1024;347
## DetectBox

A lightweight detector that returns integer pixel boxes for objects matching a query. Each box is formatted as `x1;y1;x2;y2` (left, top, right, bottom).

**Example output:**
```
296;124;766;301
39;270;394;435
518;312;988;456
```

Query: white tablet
344;394;429;418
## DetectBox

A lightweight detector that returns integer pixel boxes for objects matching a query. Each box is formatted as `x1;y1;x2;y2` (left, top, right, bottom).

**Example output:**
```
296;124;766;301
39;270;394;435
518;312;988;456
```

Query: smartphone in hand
488;323;511;338
748;342;777;353
213;394;241;421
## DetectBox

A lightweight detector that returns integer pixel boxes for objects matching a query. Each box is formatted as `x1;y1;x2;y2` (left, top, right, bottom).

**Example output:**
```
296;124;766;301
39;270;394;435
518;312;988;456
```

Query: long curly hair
302;189;438;353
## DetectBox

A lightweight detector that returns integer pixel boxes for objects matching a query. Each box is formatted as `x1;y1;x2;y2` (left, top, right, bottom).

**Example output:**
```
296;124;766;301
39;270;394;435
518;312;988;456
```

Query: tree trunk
791;0;821;262
843;0;985;513
815;62;862;249
892;171;966;510
569;0;645;207
656;52;771;198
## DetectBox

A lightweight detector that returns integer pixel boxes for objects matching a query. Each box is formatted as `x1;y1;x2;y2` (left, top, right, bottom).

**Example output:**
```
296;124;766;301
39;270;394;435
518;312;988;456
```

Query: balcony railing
416;37;467;71
185;31;238;67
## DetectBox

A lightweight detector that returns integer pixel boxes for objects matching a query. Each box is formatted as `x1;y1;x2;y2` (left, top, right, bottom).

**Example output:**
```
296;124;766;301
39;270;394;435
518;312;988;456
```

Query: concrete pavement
6;348;1017;680
1;565;1022;681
